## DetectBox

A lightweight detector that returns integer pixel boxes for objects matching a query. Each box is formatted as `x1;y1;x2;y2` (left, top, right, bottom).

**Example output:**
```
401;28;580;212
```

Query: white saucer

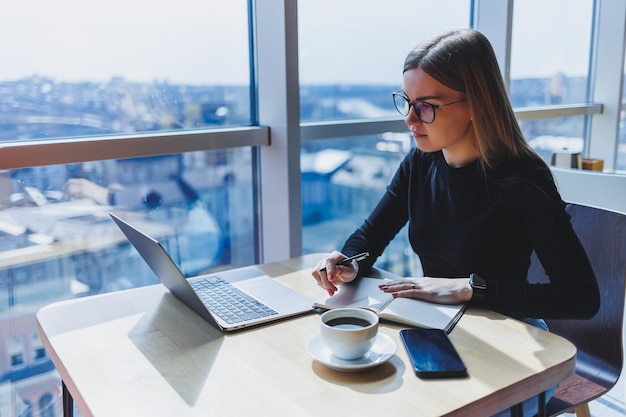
306;332;396;372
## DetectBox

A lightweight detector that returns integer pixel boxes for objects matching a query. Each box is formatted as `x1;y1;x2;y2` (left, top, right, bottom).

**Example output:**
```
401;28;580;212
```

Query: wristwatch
469;273;487;302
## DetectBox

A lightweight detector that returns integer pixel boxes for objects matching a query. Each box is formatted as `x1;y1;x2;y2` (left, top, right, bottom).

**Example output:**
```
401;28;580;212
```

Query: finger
311;268;323;285
312;263;328;284
380;279;407;287
322;271;338;294
318;282;336;296
312;252;345;295
322;262;341;283
332;267;357;285
320;251;347;272
315;267;338;296
380;280;417;292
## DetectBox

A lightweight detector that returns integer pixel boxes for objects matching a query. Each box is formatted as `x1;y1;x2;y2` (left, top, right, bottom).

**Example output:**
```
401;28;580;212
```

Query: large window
1;149;255;307
0;1;255;415
298;0;470;273
0;0;251;143
511;0;595;163
298;0;471;122
510;0;593;104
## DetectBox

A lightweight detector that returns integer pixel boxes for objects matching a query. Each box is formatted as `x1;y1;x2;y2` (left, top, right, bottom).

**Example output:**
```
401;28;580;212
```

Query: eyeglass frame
392;90;467;124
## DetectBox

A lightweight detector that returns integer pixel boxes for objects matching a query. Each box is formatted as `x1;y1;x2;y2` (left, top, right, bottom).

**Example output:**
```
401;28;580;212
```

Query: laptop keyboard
190;276;278;324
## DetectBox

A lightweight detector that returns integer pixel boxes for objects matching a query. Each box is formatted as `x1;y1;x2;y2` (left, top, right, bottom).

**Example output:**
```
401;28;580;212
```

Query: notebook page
380;297;464;330
313;277;393;312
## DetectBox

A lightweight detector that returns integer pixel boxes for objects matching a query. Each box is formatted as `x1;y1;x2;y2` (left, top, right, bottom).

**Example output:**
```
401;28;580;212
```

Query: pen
318;252;370;272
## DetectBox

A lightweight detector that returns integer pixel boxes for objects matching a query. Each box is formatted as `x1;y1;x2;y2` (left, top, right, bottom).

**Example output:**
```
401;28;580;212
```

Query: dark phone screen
400;328;468;378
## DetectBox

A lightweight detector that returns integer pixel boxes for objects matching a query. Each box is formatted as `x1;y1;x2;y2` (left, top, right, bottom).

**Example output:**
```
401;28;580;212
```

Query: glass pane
0;148;256;415
510;0;593;106
302;134;422;277
2;149;256;303
298;0;471;122
511;1;593;170
522;116;586;164
0;0;251;143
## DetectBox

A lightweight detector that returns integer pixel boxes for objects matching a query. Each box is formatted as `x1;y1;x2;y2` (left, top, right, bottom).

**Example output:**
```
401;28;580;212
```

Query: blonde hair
404;29;545;172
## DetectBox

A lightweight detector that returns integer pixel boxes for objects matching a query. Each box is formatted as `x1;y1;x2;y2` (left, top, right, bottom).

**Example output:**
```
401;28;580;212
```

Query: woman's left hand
379;277;473;305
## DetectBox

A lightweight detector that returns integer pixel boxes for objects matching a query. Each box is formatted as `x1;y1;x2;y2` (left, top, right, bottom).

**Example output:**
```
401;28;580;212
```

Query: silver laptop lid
110;213;222;327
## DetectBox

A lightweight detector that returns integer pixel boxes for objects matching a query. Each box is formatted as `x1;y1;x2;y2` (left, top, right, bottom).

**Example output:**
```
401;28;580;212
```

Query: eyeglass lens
393;94;435;123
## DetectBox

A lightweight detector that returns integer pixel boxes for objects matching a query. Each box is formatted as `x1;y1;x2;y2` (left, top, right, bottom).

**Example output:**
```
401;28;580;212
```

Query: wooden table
36;254;576;417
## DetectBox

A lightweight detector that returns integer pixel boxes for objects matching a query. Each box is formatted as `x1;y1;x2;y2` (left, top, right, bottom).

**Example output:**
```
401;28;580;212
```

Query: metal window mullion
255;0;302;262
587;0;626;170
473;0;513;89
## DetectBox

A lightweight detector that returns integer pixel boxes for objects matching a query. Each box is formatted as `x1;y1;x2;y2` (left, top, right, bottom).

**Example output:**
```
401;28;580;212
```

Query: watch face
470;274;487;290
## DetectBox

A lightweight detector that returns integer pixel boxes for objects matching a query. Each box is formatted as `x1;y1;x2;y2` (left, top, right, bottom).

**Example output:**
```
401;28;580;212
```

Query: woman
312;29;599;416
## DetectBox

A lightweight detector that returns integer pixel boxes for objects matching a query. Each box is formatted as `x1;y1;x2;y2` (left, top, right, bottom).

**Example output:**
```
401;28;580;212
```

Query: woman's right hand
311;251;359;296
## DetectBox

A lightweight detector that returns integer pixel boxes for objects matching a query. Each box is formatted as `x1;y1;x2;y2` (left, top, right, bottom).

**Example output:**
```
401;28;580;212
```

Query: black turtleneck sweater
341;148;600;320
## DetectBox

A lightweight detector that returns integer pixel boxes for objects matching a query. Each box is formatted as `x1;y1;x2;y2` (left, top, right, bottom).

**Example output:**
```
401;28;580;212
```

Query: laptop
110;213;314;331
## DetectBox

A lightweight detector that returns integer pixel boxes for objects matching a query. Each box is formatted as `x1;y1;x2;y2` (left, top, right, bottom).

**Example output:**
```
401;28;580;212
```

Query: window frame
0;128;269;169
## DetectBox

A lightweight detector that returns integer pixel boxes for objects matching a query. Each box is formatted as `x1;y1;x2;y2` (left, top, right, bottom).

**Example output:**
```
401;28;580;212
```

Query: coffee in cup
320;308;379;360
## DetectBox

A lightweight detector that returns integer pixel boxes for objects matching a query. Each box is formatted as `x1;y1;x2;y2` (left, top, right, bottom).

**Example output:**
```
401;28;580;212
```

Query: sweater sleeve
473;169;600;319
341;150;415;275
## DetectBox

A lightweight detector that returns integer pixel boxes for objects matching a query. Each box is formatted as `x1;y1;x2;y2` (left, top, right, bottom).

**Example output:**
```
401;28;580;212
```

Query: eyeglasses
392;91;467;124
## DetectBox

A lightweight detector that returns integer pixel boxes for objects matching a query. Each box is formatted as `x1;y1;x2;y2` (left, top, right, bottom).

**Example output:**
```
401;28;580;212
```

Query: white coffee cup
319;308;379;360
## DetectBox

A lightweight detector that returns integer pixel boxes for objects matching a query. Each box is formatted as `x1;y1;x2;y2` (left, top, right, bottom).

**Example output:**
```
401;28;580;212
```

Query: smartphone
400;328;468;379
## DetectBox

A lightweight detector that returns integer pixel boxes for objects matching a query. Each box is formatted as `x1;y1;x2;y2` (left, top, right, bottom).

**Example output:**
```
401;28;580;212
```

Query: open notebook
314;277;466;333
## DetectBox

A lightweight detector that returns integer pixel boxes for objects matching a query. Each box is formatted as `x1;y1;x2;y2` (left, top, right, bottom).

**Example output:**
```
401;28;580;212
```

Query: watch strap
469;273;487;303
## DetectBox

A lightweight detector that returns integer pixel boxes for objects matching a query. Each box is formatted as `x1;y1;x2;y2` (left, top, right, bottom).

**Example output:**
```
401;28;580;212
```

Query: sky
0;0;250;85
0;0;593;86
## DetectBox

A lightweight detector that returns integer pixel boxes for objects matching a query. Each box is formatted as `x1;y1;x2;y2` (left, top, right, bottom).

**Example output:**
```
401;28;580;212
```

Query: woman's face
402;68;477;167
